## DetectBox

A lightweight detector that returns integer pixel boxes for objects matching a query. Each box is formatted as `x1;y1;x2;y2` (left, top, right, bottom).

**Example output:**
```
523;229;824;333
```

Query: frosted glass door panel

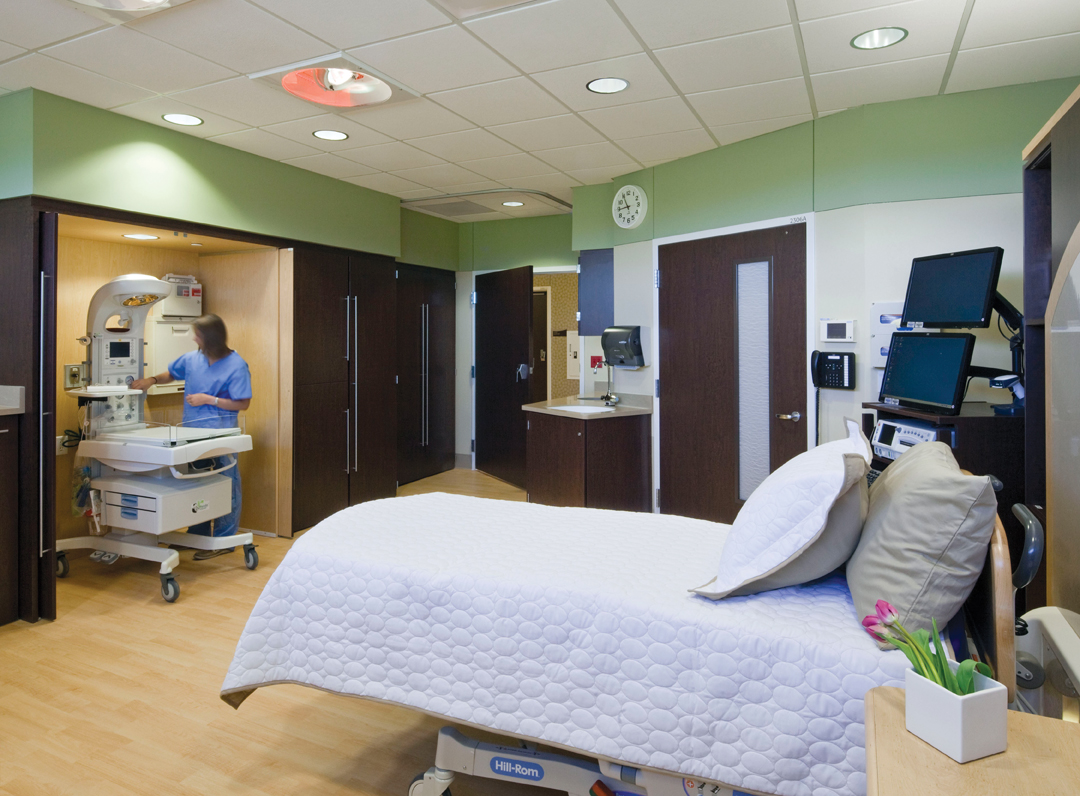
738;261;770;501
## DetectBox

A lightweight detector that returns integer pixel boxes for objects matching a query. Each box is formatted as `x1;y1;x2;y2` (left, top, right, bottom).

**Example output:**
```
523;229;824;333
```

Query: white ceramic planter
904;662;1008;763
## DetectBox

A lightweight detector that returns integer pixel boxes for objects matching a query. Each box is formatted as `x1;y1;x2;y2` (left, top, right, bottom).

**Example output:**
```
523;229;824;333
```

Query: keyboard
867;468;883;488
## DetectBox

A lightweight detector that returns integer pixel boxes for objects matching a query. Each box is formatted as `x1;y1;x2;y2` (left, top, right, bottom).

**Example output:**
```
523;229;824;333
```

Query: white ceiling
1;0;1078;223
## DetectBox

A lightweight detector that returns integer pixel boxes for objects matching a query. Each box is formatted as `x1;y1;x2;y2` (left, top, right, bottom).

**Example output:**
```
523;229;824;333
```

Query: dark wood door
475;266;533;488
526;412;585;507
293;248;349;387
531;291;548;403
0;417;19;626
293;381;349;531
349;253;397;504
397;264;427;486
658;223;807;523
426;267;456;477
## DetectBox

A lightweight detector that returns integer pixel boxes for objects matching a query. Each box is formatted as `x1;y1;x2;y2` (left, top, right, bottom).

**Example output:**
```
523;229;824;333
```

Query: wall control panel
812;351;856;390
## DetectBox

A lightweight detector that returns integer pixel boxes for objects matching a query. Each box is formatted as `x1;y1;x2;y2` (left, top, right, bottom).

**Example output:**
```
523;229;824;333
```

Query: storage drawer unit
93;473;231;534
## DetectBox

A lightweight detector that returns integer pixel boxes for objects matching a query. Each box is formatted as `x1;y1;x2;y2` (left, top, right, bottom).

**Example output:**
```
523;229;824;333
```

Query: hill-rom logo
489;757;544;781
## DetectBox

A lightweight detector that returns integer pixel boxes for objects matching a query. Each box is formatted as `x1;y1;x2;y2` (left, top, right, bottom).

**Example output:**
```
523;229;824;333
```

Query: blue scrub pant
188;455;241;538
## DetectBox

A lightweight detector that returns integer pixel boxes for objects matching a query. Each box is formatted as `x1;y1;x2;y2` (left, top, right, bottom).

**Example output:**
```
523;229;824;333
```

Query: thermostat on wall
819;319;855;343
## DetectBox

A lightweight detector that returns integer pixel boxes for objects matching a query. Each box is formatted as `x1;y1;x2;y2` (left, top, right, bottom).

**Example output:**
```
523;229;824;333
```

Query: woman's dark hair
192;314;231;360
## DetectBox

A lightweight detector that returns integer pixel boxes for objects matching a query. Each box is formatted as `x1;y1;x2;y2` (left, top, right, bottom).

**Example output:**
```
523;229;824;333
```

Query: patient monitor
57;274;257;603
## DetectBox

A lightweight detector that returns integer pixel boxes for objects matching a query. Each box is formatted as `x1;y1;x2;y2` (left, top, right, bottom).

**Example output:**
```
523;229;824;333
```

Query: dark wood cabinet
397;263;455;486
526;410;651;512
293;382;350;531
0;416;18;626
293;248;349;388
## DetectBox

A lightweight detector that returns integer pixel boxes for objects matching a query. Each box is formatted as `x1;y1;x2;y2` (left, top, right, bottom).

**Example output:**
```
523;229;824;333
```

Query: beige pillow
846;441;997;635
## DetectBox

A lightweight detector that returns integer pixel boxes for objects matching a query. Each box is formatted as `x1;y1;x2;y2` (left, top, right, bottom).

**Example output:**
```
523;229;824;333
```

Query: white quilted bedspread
222;494;906;796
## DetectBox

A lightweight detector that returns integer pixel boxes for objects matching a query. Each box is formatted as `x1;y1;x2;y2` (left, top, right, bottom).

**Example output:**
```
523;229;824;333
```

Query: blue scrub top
169;349;252;429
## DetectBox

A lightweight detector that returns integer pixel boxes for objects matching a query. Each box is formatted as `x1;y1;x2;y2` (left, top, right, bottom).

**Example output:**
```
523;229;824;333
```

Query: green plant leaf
932;618;961;694
974;661;993;679
956;659;977;695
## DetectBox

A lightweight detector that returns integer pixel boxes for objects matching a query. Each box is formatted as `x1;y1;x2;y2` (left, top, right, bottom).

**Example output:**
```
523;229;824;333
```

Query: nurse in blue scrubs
132;314;252;560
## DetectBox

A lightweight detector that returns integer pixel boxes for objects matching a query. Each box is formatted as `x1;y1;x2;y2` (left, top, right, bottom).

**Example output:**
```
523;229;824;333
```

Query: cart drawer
105;491;157;512
104;503;160;533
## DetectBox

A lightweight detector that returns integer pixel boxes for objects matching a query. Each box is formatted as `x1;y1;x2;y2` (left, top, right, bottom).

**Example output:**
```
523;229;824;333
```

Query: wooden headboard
963;514;1015;702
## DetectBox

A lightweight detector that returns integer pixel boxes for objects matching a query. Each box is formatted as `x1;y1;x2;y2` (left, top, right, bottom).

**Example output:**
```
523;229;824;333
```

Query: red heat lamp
282;68;393;109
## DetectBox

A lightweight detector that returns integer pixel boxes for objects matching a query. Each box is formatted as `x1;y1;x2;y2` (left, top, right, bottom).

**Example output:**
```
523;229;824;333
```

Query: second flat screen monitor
879;332;975;415
901;247;1003;328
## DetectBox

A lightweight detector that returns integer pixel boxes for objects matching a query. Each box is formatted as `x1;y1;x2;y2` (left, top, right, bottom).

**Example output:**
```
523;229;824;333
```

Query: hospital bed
220;493;1014;796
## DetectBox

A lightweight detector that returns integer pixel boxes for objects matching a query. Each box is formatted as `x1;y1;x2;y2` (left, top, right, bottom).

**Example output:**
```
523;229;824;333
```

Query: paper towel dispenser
601;326;645;369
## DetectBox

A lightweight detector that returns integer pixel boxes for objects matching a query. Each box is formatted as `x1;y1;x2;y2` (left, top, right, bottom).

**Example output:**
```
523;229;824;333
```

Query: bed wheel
243;544;259;570
409;773;451;796
160;574;179;603
56;553;69;579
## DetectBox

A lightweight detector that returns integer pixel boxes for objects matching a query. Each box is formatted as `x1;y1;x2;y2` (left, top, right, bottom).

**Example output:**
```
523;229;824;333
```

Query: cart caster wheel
160;575;179;603
56;553;69;578
243;544;259;570
409;773;450;796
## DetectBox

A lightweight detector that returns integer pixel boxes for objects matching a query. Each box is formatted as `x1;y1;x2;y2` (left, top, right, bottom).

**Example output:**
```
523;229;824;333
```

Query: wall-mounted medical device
145;274;202;396
811;351;856;389
819;319;855;343
601;326;644;369
871;418;939;461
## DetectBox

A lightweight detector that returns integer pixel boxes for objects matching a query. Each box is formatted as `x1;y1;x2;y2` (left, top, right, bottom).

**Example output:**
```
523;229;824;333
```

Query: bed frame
404;512;1017;796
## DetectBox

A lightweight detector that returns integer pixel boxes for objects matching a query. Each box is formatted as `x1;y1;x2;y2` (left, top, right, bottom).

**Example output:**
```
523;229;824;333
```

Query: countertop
0;386;24;416
522;393;652;420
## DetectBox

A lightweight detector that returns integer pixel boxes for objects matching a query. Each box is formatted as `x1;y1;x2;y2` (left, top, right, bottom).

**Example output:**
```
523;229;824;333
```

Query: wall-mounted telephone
811;350;856;390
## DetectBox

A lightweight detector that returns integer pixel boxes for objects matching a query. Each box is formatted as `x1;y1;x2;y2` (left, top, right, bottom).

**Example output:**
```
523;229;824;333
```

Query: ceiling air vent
416;200;495;218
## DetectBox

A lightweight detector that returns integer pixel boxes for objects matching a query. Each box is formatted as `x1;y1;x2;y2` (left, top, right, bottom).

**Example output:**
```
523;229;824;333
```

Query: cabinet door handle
344;409;350;473
344;296;350;361
353;295;358;473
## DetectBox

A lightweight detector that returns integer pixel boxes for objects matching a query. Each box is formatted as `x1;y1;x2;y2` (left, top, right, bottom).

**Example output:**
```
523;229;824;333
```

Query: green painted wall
27;90;400;255
399;208;458;270
572;77;1078;250
460;213;577;271
0;91;34;199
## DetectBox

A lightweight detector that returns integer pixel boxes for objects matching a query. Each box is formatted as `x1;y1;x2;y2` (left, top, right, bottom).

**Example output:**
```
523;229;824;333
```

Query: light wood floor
0;470;543;796
396;468;525;501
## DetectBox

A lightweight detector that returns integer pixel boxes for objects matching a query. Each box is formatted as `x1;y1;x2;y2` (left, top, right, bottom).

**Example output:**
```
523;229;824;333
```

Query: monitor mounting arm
993;291;1024;380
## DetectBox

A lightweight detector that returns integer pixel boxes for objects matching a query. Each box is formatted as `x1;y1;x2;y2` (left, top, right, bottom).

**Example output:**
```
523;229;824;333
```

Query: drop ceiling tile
709;113;812;146
337;142;445;171
465;0;641;73
488;114;605;150
42;26;235;95
800;0;966;73
130;0;333;74
655;27;803;94
947;33;1080;94
579;96;702;139
282;153;379;179
687;77;811;126
344;172;428;196
794;0;904;21
614;128;716;163
408;128;520;161
565;163;639;184
534;141;637;171
262;114;392;151
114;96;249;137
443;179;507;192
172;77;321;127
0;41;26;62
209;128;322;160
962;0;1080;49
813;54;948;111
614;0;792;49
398;188;447;199
0;54;153;109
393;163;494;188
507;172;583;193
430;77;569;127
342;98;476;139
248;0;450;49
532;53;678;111
0;0;106;49
457;153;558;181
348;26;517;95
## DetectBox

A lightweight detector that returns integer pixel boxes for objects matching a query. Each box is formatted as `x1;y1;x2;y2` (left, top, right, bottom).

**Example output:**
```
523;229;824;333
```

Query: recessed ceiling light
313;130;349;141
123;233;159;240
283;68;393;108
71;0;169;8
850;27;908;50
191;243;203;247
586;77;629;95
162;113;203;126
502;201;524;207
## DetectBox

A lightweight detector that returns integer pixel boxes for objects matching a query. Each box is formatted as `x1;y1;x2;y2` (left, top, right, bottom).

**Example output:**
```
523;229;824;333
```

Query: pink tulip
862;615;889;643
875;600;899;626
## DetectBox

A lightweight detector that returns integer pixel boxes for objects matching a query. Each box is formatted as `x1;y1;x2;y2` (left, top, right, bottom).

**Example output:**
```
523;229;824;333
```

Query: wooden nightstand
864;687;1080;795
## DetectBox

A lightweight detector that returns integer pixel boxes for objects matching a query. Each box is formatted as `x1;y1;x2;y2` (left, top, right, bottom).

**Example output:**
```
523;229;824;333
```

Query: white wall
612;240;654;397
455;271;474;461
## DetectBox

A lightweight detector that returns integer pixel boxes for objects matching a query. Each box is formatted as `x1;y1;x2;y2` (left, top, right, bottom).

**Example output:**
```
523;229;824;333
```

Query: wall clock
612;184;648;229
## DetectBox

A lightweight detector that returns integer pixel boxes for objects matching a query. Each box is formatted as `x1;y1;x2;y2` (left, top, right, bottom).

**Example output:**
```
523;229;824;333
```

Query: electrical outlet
56;436;67;456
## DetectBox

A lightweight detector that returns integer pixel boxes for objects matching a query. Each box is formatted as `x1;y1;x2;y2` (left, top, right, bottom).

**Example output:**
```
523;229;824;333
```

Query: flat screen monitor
901;247;1003;328
879;332;975;415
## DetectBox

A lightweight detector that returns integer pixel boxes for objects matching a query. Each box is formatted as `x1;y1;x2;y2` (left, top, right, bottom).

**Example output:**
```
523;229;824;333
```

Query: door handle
515;363;529;381
344;409;350;472
344;296;350;361
775;411;802;422
353;295;358;473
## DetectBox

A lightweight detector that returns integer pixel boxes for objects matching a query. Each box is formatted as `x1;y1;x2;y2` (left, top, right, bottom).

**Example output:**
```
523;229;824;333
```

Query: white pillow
692;418;870;599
